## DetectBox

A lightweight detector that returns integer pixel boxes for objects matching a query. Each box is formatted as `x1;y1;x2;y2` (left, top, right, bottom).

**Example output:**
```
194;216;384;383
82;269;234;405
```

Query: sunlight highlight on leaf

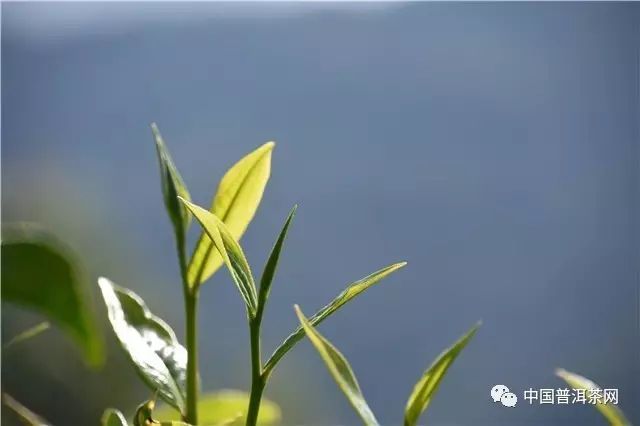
187;142;273;288
264;262;406;375
556;369;630;426
295;305;379;426
180;199;258;316
403;322;480;426
98;277;187;413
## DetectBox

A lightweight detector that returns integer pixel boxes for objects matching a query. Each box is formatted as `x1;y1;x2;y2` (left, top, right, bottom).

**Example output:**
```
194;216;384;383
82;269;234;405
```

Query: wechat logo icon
491;384;517;407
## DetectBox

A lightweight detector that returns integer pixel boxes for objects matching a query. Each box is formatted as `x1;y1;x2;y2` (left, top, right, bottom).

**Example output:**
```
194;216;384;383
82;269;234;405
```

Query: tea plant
1;124;631;426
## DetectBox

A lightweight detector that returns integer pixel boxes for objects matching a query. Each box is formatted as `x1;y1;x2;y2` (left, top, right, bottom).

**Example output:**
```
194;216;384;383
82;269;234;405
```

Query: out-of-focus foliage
154;391;281;426
556;369;630;426
1;223;104;366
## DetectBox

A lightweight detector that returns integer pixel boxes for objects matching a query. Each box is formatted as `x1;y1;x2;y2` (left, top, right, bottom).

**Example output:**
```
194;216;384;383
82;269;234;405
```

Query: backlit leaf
154;390;281;426
187;142;274;288
256;206;297;323
180;200;257;316
98;277;187;413
295;305;379;426
1;223;104;366
102;408;128;426
404;323;480;426
152;123;191;239
264;262;406;375
556;369;630;425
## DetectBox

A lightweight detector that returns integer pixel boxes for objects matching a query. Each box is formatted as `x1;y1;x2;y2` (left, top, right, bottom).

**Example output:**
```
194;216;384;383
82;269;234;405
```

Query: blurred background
2;2;639;425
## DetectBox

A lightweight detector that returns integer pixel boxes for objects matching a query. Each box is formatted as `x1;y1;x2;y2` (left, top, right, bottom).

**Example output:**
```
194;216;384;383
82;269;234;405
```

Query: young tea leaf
98;277;187;413
187;142;274;288
180;199;258;316
256;205;297;323
152;123;191;239
154;390;281;426
4;321;50;349
264;262;406;375
404;323;480;426
295;305;379;426
556;369;630;425
102;408;128;426
1;223;104;367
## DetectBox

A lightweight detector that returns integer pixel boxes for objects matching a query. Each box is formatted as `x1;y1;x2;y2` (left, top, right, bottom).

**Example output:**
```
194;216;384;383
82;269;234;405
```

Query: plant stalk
246;318;264;426
178;236;199;425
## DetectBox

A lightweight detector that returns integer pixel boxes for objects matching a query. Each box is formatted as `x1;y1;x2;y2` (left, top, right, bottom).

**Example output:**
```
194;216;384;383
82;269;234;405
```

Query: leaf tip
263;141;276;151
97;276;111;290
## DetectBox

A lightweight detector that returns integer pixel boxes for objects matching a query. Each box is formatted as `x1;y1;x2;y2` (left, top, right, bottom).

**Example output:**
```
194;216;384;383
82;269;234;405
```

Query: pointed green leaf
180;200;258;316
98;277;187;413
404;323;480;426
152;123;191;239
1;223;104;366
264;262;406;375
256;205;297;323
102;409;128;426
2;393;51;426
556;369;630;425
154;390;281;426
4;321;50;349
295;305;379;426
187;142;274;288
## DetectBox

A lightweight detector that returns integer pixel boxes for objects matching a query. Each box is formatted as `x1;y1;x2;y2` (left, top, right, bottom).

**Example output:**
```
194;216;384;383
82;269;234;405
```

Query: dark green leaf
256;206;297;323
264;262;406;375
556;369;630;425
187;142;274;288
295;305;379;426
404;323;480;426
180;199;258;316
1;223;104;366
101;408;128;426
98;277;186;413
152;123;191;239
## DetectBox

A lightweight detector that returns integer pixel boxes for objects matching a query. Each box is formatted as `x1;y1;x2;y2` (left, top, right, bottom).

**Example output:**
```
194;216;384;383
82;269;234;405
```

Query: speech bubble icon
491;385;509;402
501;392;518;407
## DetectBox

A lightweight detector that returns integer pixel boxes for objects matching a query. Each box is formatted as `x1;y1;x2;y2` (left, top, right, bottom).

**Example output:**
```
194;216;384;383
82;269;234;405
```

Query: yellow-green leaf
187;142;274;288
556;369;630;426
152;123;191;239
180;199;258;316
264;262;406;376
98;278;187;413
102;408;128;426
154;390;281;426
1;223;104;367
404;323;480;426
295;305;379;426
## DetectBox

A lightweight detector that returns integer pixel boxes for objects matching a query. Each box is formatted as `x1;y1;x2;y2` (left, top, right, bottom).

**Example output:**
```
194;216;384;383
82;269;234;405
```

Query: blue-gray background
2;2;638;425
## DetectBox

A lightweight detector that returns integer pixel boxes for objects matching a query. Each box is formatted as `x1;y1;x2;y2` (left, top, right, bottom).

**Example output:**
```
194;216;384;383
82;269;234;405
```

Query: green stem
178;237;199;425
246;319;264;426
